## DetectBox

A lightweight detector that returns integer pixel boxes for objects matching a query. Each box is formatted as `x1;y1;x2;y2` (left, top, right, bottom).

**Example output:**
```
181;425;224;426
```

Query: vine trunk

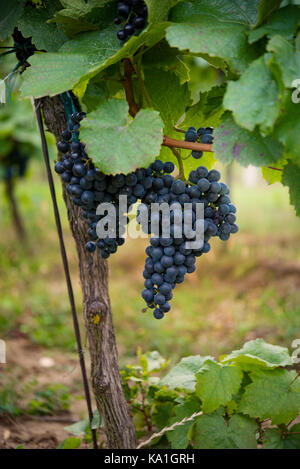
40;95;137;449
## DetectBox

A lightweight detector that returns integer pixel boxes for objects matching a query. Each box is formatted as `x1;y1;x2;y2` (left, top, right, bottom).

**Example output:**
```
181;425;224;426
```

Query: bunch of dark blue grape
141;162;238;319
185;126;214;160
54;113;238;320
114;0;148;41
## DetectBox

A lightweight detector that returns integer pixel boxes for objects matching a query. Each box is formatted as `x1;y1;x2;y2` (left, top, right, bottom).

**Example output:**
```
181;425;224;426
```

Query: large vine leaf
20;23;167;98
195;359;242;412
214;113;283;167
239;369;300;425
49;0;115;37
82;78;110;112
170;0;281;28
273;93;300;161
145;0;185;23
0;0;25;41
267;35;300;89
248;6;300;44
160;355;213;391
263;425;300;449
79;99;164;175
221;338;294;371
166;17;257;75
167;396;201;449
144;68;191;132
282;161;300;217
165;0;282;73
193;413;258;449
142;40;190;83
21;52;99;98
223;56;280;135
182;85;226;130
17;1;67;52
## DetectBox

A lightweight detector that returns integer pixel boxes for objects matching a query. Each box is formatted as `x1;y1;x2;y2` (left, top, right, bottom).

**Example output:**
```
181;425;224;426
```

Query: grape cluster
114;0;148;41
141;164;238;319
54;113;238;319
185;126;214;160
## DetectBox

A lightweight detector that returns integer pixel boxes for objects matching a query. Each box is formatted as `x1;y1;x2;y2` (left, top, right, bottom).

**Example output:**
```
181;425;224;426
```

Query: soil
0;337;92;449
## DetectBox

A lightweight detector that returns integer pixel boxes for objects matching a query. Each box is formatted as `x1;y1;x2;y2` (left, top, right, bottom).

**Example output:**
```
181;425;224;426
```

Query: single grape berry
118;3;130;17
117;29;127;40
124;23;135;36
134;16;145;29
86;241;96;253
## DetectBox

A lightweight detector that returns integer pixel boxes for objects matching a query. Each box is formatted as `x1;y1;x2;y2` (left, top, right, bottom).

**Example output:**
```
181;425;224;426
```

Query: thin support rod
34;99;98;450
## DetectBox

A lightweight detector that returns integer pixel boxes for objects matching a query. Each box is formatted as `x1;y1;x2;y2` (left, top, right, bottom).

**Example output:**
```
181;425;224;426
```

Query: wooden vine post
40;95;137;449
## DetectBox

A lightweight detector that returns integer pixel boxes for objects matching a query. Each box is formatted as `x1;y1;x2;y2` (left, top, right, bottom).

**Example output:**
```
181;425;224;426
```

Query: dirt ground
0;337;91;449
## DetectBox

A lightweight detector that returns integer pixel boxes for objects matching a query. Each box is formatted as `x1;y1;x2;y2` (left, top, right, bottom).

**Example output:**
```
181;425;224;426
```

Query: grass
0;161;299;369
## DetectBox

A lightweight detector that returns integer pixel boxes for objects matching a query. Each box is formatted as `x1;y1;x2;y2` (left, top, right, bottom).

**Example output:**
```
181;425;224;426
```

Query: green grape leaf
223;56;280;135
167;396;201;449
282;161;300;217
227;414;258;449
49;0;114;37
17;1;67;52
20;23;167;98
64;418;89;436
170;0;281;28
166;17;257;75
182;85;226;130
80;99;164;174
261;158;287;185
239;369;300;425
221;338;294;371
273;92;300;161
193;413;228;449
256;0;284;26
145;0;185;23
195;359;243;413
263;426;300;449
0;0;25;41
193;413;258;449
248;6;300;44
144;68;191;132
160;355;213;391
267;35;300;89
214;113;283;167
20;52;96;98
152;402;174;431
82;79;109;112
143;40;191;83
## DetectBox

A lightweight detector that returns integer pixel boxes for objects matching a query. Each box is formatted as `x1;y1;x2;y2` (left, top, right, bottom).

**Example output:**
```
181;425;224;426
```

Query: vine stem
171;147;186;181
163;135;213;152
33;99;98;450
131;59;152;108
268;166;283;172
122;58;140;117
